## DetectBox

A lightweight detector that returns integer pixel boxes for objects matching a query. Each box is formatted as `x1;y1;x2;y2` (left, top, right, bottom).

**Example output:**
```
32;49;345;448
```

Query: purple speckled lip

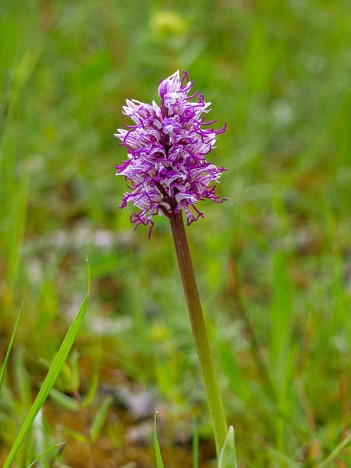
115;70;226;237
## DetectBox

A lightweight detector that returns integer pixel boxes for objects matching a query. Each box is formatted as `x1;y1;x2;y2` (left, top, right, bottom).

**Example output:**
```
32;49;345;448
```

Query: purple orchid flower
115;70;226;237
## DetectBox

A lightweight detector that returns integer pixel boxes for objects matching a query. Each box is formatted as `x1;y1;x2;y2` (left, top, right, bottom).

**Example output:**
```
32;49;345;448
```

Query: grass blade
3;266;90;468
27;441;66;468
90;396;113;442
49;388;80;412
154;410;164;468
0;299;25;389
318;431;351;468
218;426;237;468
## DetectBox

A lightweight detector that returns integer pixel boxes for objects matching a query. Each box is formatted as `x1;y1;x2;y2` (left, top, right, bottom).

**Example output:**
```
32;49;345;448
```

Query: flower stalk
169;211;227;457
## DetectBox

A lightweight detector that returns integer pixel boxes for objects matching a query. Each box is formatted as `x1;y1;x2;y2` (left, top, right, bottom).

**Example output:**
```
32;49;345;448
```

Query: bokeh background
1;0;351;466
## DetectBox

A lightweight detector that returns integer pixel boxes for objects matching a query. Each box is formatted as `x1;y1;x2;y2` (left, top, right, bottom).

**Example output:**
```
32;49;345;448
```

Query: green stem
169;211;228;458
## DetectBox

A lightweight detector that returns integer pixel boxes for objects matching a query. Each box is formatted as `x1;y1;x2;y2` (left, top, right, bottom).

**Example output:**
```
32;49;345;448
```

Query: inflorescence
115;70;226;237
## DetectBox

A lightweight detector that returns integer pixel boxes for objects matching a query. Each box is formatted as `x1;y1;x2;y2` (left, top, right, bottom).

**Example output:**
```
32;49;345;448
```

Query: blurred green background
1;0;351;466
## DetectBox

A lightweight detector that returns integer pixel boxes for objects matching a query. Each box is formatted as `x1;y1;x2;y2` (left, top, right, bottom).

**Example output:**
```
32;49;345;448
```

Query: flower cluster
115;70;226;236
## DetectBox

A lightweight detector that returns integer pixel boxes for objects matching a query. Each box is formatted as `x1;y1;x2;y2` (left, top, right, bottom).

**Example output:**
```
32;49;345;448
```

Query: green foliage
27;442;66;468
0;301;24;389
3;273;89;467
90;396;113;442
218;426;237;468
318;431;351;467
154;411;165;468
1;0;351;465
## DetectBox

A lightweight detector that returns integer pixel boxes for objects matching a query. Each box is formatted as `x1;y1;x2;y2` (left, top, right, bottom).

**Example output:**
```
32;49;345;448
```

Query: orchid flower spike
115;70;226;237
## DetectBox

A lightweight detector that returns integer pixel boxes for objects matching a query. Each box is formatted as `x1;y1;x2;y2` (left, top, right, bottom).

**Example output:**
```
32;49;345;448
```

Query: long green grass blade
154;411;165;468
3;266;90;468
318;431;351;468
0;299;25;389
